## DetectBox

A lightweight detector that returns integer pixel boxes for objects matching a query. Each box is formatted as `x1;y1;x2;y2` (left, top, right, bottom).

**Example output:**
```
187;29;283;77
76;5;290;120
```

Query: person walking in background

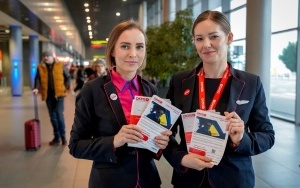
84;67;96;81
32;50;71;146
83;59;107;82
92;58;107;77
69;63;77;80
73;64;85;93
163;10;275;188
69;20;172;188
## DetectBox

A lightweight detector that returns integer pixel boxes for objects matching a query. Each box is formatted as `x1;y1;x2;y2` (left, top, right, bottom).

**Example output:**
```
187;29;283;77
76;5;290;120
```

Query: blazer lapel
227;76;245;112
141;78;154;96
104;81;127;127
182;74;197;113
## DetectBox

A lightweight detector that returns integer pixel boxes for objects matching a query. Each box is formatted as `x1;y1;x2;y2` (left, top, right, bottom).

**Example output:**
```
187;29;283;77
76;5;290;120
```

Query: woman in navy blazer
163;10;275;188
69;20;172;188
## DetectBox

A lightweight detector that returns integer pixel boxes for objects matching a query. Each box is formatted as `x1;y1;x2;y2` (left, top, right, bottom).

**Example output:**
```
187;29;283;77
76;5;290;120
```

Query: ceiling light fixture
44;8;53;11
66;31;73;36
60;25;67;30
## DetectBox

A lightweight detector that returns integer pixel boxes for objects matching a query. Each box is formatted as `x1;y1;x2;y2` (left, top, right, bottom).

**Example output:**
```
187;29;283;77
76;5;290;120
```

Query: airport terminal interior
0;87;299;188
1;0;300;187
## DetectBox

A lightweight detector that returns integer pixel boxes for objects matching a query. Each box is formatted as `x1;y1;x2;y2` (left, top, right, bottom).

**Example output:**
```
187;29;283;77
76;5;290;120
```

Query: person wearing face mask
163;10;275;188
68;20;172;188
32;50;71;146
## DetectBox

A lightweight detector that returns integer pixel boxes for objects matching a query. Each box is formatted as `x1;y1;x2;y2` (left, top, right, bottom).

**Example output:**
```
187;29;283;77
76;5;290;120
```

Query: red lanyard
198;65;230;110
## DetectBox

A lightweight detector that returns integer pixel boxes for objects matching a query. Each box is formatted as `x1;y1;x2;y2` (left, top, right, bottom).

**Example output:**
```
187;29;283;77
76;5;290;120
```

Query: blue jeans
46;96;66;139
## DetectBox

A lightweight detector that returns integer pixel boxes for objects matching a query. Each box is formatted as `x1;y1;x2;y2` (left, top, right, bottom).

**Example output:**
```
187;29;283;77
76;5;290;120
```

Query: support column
9;25;23;96
245;0;272;108
201;0;208;11
169;0;176;21
162;0;169;22
295;0;300;126
221;0;230;19
179;0;187;10
29;34;39;89
139;1;148;31
157;0;162;25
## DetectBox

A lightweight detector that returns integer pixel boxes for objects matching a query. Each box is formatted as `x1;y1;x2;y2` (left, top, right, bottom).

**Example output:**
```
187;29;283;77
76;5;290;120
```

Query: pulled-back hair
192;10;231;36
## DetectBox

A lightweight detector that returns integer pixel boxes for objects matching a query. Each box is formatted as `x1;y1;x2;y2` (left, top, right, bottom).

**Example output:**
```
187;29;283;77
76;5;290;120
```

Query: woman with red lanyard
69;20;172;188
163;10;275;188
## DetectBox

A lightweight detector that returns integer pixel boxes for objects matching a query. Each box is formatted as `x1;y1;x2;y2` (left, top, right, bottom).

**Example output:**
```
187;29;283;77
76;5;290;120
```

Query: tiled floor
0;87;299;188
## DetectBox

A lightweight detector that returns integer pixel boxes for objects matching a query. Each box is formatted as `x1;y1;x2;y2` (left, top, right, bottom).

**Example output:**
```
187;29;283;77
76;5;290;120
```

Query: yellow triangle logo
209;124;220;137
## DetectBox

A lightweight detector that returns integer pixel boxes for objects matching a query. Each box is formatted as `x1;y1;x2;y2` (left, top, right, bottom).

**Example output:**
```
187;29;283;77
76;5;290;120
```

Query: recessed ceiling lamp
44;8;52;11
60;25;67;30
66;31;73;36
86;16;91;23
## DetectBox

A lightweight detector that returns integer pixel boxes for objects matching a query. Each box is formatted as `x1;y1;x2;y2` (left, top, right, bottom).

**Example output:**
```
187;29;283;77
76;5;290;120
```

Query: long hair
105;20;147;70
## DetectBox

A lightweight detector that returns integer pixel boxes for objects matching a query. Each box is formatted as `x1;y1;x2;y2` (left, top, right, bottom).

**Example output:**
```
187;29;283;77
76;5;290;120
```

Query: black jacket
163;63;275;188
69;72;162;188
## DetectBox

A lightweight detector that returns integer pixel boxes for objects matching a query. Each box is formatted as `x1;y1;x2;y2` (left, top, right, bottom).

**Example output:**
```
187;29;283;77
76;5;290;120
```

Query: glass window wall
270;31;297;121
170;0;299;122
270;0;298;121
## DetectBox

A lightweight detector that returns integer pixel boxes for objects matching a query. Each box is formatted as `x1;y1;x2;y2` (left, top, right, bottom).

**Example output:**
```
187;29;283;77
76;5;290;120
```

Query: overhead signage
91;40;107;48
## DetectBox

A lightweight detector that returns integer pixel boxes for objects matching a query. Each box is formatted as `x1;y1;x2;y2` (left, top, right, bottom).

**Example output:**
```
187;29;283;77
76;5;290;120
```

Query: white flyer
128;95;182;153
181;112;196;150
130;96;171;125
129;96;151;149
130;96;151;125
189;109;228;165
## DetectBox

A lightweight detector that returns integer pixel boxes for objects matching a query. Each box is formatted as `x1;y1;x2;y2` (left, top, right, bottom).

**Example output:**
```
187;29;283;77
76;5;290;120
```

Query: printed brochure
181;112;196;149
182;110;228;165
128;95;182;153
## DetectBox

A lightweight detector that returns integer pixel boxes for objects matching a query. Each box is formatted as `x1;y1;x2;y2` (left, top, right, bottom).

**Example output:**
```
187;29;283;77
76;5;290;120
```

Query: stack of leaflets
181;110;229;165
128;95;182;153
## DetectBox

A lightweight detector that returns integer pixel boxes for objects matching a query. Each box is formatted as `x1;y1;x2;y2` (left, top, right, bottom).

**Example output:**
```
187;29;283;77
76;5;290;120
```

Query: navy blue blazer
68;72;161;188
163;63;275;188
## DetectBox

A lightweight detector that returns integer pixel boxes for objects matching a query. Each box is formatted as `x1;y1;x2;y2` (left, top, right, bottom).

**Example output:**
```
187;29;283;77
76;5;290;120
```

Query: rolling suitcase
25;94;41;151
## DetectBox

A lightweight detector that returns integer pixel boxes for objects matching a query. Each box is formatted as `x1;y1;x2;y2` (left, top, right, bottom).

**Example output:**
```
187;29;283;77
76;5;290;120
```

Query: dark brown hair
192;10;231;36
